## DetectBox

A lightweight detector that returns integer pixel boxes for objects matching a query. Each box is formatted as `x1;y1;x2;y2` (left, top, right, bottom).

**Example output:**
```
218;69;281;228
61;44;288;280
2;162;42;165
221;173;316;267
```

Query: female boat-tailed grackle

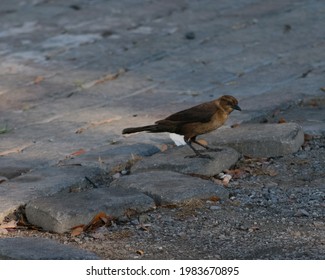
122;95;241;158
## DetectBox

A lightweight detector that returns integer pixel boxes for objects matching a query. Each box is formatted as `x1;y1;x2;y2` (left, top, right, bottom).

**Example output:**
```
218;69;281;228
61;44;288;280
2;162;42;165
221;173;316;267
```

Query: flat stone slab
209;123;304;158
65;143;161;168
131;146;240;176
0;165;104;222
110;171;229;206
269;97;325;136
0;237;99;260
25;187;155;233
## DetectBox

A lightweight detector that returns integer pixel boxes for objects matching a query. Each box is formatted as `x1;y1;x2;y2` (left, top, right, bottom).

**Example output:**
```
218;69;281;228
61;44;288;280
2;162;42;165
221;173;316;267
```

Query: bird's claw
185;153;213;159
205;147;223;152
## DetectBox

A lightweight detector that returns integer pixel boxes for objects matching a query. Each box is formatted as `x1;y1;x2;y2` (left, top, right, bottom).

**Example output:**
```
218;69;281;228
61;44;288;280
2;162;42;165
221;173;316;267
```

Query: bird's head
219;95;241;113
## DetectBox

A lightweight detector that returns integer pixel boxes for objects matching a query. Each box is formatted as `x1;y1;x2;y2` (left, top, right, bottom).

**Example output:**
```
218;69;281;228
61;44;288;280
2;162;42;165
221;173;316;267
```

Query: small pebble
210;206;221;210
121;170;128;175
185;31;195;39
294;209;310;217
139;214;150;224
130;219;139;225
177;232;187;238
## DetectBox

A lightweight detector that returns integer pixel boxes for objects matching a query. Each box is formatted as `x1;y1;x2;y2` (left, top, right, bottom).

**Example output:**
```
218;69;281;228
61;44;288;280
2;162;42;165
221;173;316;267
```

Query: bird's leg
192;139;222;152
184;138;212;159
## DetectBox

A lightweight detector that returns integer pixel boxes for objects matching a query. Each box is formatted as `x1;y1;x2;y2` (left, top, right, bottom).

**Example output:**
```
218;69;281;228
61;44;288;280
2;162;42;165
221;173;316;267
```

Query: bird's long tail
122;125;162;134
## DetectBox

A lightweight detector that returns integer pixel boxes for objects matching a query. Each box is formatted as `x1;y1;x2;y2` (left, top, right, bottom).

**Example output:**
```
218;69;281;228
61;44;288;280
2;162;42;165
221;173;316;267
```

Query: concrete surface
0;237;99;259
0;0;324;258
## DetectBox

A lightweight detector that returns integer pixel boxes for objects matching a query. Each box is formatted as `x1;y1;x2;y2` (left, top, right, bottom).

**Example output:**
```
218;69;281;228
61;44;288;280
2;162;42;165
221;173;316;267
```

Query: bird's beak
233;104;241;111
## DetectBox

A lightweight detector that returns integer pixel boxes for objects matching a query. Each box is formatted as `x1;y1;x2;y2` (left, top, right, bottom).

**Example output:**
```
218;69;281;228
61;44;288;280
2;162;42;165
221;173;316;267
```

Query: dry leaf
70;225;84;237
33;76;44;84
181;198;205;209
136;249;144;256
278;118;286;124
83;212;113;232
225;169;246;179
0;220;17;229
304;134;313;141
207;195;221;202
69;149;86;157
70;212;114;236
221;174;232;186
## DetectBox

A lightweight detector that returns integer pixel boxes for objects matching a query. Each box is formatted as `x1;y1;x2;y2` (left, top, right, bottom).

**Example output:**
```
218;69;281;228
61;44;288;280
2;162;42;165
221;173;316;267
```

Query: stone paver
271;97;325;136
64;143;161;168
0;165;104;222
0;237;99;260
207;122;305;157
110;171;229;206
132;146;240;176
26;187;155;233
0;0;324;240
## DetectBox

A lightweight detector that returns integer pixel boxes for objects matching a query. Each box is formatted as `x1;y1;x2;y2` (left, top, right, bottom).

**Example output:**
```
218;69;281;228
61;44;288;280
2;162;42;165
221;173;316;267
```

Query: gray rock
110;171;229;206
0;237;99;260
208;123;304;157
0;165;104;222
26;187;155;233
131;146;240;176
294;209;310;217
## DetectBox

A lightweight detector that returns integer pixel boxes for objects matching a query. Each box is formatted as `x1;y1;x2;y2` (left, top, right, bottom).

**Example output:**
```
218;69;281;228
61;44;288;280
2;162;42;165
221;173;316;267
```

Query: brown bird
122;95;241;158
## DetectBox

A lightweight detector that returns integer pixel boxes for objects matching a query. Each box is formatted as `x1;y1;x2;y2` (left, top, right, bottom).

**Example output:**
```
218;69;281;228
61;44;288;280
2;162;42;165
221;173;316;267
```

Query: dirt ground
3;134;324;260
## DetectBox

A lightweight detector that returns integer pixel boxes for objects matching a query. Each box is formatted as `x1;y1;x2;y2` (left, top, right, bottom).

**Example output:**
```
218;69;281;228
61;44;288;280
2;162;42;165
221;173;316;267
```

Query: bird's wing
162;101;218;123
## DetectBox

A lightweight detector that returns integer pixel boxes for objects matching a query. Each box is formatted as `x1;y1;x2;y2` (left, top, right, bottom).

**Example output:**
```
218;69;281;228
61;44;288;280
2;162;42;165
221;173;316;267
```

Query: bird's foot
204;147;223;152
185;153;213;159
